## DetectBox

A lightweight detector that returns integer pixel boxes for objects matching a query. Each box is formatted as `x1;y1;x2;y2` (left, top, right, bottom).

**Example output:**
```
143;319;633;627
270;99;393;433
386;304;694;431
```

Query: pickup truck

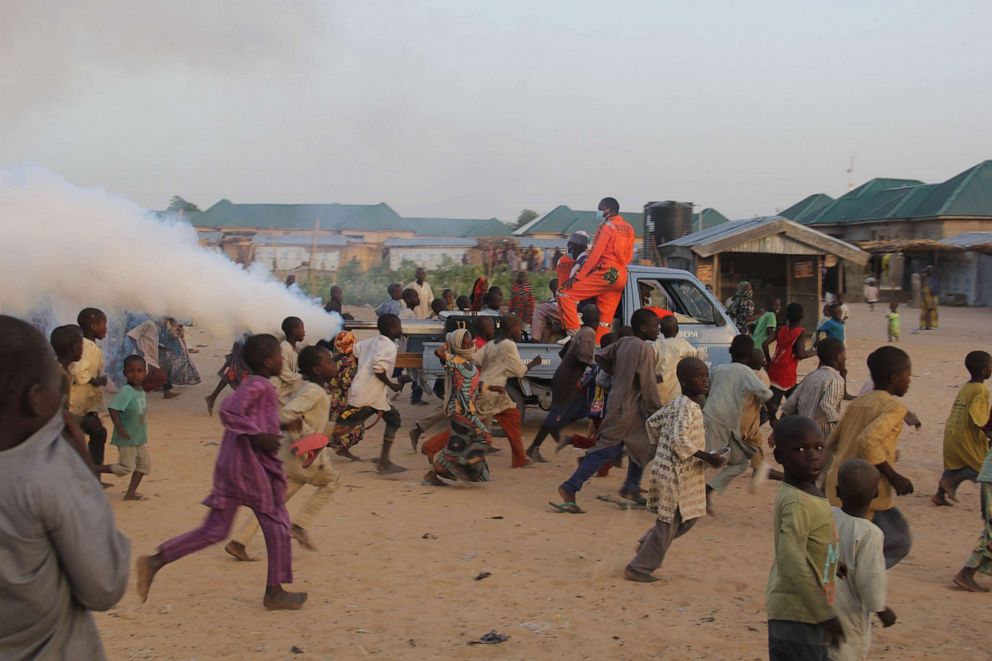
344;265;737;418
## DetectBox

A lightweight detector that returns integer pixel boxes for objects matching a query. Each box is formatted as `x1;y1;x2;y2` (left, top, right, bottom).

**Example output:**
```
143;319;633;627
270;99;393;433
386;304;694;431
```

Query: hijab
446;328;475;359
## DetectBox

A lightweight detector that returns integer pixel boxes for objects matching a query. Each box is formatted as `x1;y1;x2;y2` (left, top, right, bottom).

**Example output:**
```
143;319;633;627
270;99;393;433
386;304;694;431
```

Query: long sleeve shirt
68;338;104;416
271;340;302;405
406;281;435;319
474;339;529;418
573;216;635;281
703;362;772;450
205;375;286;514
781;365;846;443
0;413;130;660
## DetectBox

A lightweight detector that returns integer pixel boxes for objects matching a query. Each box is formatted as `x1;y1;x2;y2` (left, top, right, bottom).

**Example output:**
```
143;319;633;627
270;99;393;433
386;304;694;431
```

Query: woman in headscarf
422;328;492;485
470;277;489;312
160;317;201;386
326;331;357;423
920;265;939;330
727;281;756;332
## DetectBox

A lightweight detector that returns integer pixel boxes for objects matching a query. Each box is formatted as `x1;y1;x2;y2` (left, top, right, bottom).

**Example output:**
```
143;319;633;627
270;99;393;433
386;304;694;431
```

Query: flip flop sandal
549;501;584;514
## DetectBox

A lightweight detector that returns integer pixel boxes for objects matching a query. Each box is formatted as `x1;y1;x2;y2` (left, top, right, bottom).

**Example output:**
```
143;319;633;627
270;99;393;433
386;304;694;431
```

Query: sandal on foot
549;501;584;514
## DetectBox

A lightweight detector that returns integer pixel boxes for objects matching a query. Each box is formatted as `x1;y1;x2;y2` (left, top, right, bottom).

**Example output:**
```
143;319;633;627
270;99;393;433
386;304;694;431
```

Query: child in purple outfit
137;334;306;611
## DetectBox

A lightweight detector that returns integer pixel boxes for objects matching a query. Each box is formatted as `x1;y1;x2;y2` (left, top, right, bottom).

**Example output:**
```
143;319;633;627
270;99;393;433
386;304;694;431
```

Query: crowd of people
2;197;990;661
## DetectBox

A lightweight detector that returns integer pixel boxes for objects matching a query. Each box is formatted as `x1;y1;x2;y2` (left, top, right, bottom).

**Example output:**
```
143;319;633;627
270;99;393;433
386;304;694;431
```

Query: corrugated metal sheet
383;238;477;247
942;232;992;247
250;235;353;247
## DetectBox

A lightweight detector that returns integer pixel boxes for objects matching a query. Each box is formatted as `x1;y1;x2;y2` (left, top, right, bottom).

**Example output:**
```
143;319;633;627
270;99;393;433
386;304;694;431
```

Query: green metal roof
786;161;992;226
403;217;512;237
192;200;511;237
779;194;834;224
193;199;405;231
515;205;645;238
694;208;730;230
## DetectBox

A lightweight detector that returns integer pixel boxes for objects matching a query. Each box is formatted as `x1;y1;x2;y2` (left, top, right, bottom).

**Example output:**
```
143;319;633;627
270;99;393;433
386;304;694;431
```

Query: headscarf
727;281;755;328
470;277;489;311
446;328;475;359
333;330;356;355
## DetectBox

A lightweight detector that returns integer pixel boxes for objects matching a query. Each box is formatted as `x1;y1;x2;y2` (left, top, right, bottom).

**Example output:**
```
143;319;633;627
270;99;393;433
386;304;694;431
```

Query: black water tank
644;201;694;251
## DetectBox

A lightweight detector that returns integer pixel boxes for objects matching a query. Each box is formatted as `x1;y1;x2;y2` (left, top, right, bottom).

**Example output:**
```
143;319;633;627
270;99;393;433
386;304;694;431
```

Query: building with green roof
779;160;992;243
513;204;729;240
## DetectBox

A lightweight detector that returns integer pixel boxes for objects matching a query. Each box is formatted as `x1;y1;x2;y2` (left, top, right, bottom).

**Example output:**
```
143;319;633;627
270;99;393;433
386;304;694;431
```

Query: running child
954;443;992;592
824;346;914;568
102;355;152;500
745;347;784;488
704;335;773;508
227;345;340;560
273;317;305;405
831;458;896;661
526;304;598;462
817;303;846;345
764;303;816;422
653;315;705;406
624;357;727;582
70;307;110;472
205;332;250;415
782;337;848;486
0;316;130;659
766;415;843;660
933;351;991;506
328;313;408;473
137;333;306;611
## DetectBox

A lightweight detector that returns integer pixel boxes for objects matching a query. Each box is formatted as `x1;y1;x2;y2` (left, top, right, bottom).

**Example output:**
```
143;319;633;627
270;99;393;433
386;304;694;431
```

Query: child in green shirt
886;302;900;342
767;415;843;660
101;355;150;500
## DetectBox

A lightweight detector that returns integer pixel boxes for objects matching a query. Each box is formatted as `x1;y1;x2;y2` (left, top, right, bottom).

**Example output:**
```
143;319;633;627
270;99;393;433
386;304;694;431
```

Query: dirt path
97;303;992;660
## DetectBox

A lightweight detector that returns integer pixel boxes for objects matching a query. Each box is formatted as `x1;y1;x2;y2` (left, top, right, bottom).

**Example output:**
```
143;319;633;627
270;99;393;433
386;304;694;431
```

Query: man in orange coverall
558;197;636;343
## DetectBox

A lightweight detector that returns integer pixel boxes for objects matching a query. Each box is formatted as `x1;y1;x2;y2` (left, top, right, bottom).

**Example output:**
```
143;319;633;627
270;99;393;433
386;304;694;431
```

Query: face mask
595;210;605;221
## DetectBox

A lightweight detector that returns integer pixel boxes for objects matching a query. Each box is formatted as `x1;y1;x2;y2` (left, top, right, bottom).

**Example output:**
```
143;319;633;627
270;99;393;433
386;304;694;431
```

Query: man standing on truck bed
558;197;636;343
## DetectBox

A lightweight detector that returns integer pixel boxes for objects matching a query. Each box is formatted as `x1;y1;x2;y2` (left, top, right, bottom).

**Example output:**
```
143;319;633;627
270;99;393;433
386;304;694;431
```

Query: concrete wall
253;245;343;272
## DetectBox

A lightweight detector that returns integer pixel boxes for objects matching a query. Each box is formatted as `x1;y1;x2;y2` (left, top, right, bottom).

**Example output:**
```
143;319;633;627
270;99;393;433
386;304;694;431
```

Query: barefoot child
933;351;991;506
954;444;992;592
745;347;784;487
205;332;250;415
825;346;914;568
137;334;307;610
102;355;152;500
831;458;896;661
624;358;727;582
227;345;340;560
70;307;110;471
0;316;129;659
767;415;843;660
328;314;408;473
273;317;305;405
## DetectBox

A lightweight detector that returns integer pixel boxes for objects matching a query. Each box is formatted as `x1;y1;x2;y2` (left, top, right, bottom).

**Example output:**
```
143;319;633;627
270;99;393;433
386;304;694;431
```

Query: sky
3;0;991;222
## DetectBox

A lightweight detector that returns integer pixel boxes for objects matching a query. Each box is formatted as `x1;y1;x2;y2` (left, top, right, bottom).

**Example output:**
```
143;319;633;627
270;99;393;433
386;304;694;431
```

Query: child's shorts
109;444;151;476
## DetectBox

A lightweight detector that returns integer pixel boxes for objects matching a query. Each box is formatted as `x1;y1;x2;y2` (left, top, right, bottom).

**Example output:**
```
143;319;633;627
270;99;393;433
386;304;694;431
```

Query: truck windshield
637;278;716;324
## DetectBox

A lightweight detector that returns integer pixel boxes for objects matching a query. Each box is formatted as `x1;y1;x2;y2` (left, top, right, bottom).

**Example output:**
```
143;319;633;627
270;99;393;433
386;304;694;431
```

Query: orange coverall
558;215;636;342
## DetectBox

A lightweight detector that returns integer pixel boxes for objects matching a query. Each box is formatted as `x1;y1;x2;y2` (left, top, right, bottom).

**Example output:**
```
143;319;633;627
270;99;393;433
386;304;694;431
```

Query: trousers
625;509;697;579
562;442;643;495
159;505;293;586
233;458;339;546
872;506;912;568
707;437;757;493
558;267;627;343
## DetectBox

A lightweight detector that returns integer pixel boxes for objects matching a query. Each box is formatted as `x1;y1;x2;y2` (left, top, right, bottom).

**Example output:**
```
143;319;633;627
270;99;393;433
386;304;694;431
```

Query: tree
167;196;201;213
515;209;539;229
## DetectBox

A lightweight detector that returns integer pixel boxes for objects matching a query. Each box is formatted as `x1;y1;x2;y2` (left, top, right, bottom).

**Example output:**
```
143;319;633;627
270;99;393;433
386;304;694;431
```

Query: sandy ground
95;303;992;661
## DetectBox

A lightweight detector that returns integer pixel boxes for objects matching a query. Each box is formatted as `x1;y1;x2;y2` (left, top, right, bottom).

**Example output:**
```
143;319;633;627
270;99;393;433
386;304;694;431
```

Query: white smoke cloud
0;167;340;340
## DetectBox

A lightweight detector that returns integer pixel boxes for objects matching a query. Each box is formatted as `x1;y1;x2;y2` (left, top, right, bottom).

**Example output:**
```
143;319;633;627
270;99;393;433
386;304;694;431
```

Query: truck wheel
506;381;526;422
